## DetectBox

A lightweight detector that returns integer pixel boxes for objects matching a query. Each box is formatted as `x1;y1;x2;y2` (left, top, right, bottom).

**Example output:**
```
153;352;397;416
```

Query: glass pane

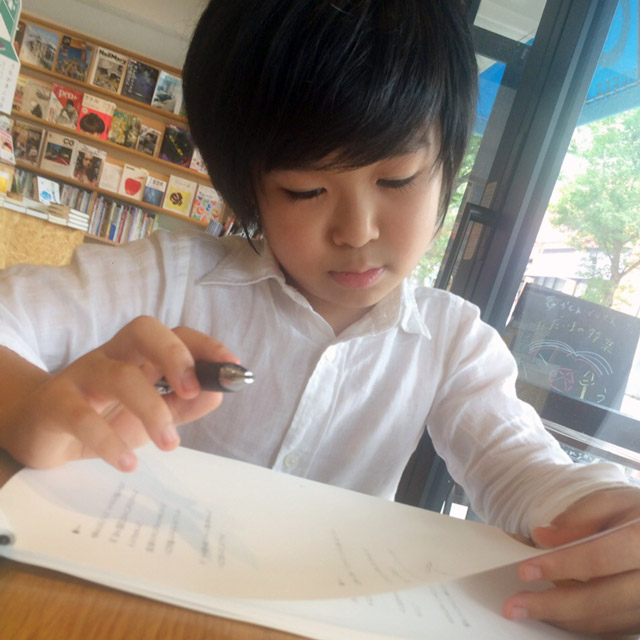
505;0;640;456
410;0;546;286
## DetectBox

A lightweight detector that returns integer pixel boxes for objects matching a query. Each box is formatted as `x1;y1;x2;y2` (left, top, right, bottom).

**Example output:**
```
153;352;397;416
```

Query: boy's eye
284;188;325;201
377;175;416;190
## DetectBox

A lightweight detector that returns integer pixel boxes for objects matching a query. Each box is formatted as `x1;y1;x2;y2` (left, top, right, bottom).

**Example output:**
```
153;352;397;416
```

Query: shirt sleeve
0;231;191;373
426;297;629;537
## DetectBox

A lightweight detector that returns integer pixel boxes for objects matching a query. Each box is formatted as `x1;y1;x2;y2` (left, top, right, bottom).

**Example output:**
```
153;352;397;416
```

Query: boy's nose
330;201;380;248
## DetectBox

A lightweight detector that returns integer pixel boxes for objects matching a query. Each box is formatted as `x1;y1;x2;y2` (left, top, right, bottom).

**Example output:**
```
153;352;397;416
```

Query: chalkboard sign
504;284;640;410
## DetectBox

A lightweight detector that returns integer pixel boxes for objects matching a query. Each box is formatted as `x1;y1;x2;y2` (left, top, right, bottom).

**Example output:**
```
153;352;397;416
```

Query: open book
0;444;587;639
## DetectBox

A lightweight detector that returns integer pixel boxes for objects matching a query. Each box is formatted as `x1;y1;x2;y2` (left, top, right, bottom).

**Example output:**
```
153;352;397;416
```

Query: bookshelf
6;12;228;247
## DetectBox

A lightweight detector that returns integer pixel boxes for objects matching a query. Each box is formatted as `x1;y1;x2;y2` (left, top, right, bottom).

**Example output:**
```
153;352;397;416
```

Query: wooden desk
0;451;303;640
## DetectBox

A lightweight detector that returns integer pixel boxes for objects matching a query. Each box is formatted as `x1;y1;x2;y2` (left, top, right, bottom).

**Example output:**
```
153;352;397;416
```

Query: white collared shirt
0;231;627;536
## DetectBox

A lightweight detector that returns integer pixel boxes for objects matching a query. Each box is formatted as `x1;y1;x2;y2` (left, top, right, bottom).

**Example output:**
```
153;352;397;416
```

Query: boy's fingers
521;519;640;584
504;571;640;634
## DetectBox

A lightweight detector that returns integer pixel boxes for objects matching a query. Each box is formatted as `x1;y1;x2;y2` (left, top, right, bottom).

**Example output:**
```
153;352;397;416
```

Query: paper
0;444;587;639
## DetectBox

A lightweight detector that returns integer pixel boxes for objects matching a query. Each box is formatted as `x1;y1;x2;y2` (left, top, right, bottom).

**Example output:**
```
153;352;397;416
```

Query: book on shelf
141;174;166;207
90;196;158;242
0;128;15;165
121;59;159;105
47;84;82;129
36;175;61;205
18;23;60;71
135;122;162;156
189;147;207;174
87;45;128;94
162;174;197;216
98;161;122;193
190;183;223;223
77;93;115;140
107;108;141;149
40;131;77;178
0;443;589;640
117;163;148;202
151;69;183;114
19;77;51;120
11;121;45;166
72;142;106;187
159;124;194;167
59;183;92;214
11;74;26;112
54;34;93;82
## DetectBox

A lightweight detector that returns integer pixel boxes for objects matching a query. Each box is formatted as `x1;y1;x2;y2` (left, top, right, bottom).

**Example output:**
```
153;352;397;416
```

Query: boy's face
257;144;442;333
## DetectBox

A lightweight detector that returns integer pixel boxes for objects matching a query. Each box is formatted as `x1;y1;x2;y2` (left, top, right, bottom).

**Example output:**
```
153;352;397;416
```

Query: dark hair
183;0;477;235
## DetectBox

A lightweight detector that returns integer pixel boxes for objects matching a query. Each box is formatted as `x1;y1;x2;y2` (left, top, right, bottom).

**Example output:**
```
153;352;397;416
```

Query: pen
155;362;255;394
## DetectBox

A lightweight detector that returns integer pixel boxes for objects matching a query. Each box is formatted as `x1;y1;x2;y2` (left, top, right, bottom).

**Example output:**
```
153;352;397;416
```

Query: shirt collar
197;236;431;339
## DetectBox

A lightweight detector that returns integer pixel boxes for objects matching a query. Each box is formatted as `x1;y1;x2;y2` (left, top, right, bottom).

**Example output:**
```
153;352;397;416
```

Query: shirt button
323;345;337;362
283;452;300;471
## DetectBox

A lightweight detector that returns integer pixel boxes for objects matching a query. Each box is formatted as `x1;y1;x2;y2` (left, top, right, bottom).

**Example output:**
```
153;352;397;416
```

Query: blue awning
475;0;638;135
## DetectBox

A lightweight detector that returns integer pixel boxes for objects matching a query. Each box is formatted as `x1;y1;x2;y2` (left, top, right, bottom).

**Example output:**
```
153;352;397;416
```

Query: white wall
21;0;207;69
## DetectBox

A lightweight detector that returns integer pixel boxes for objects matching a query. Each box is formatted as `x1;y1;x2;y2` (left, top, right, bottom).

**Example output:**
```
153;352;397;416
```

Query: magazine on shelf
141;175;166;207
189;147;207;174
36;175;61;205
135;122;162;156
72;142;106;187
88;45;128;94
11;75;26;112
11;121;45;166
151;69;183;114
117;163;149;201
121;59;159;104
162;174;197;216
159;124;194;167
98;161;123;193
18;23;60;71
190;183;223;223
47;84;83;129
40;131;77;178
19;77;51;119
77;93;115;140
55;34;93;82
108;108;141;149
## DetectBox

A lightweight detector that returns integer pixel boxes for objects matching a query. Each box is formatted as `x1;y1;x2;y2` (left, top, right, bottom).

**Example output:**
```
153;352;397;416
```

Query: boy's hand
503;485;640;635
0;316;239;472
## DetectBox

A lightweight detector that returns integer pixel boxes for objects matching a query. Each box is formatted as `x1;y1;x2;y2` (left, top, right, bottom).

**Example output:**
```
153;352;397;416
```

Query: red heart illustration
125;177;142;196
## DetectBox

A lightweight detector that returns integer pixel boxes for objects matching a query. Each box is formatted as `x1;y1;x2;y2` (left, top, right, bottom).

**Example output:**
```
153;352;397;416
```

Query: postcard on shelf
135;122;162;156
162;174;197;216
189;147;207;174
98;161;123;193
77;93;115;140
36;175;61;206
151;69;183;114
0;443;586;640
108;108;141;149
190;183;223;223
18;23;60;71
47;84;83;129
142;175;166;207
159;124;194;167
117;163;149;201
122;59;159;104
40;131;77;178
55;34;93;82
20;77;51;119
88;45;128;94
72;142;106;187
11;121;44;166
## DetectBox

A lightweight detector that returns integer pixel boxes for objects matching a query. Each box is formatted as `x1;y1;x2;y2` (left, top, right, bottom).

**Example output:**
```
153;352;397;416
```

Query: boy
0;0;639;634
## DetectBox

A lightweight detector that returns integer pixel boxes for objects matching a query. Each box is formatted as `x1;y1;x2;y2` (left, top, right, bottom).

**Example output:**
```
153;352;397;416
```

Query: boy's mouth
329;267;384;289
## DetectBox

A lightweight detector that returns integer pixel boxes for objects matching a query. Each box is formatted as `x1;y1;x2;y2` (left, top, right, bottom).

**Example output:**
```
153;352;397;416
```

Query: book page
0;444;585;639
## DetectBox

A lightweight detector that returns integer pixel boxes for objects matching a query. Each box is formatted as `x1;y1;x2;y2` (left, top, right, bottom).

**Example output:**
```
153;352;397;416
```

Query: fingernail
118;451;137;471
161;425;179;447
182;368;199;393
509;606;529;620
522;564;543;582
